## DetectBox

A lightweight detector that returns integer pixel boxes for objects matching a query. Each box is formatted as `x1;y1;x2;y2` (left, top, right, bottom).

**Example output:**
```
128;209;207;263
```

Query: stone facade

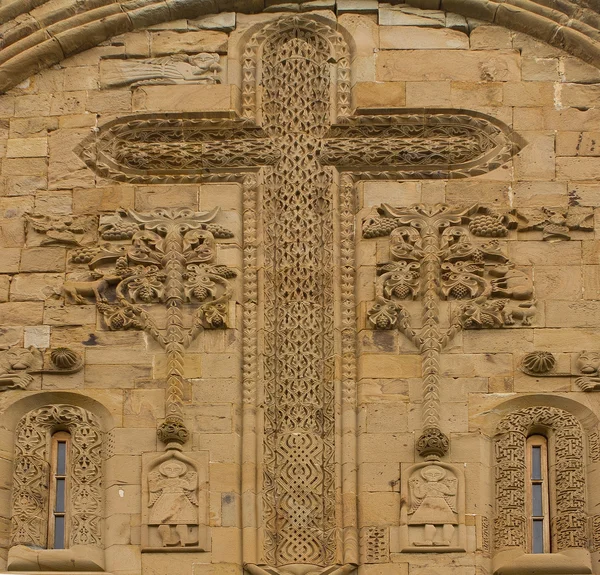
0;2;600;575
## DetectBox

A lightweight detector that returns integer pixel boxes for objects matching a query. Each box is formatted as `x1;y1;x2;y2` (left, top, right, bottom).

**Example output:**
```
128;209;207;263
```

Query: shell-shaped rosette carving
521;351;556;374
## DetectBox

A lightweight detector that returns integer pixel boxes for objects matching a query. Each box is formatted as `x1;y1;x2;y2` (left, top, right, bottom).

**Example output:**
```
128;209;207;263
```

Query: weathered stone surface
132;84;240;112
377;50;520;82
379;26;468;50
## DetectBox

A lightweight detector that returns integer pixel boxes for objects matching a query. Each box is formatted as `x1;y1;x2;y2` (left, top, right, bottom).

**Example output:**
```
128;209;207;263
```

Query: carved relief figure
148;459;199;547
100;53;222;89
400;462;465;552
26;214;96;246
514;206;594;241
408;466;458;547
0;345;82;391
142;451;207;551
0;346;42;390
576;351;600;391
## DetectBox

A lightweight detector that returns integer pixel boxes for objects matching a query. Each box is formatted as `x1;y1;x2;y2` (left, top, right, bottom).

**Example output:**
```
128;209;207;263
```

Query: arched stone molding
0;392;116;572
0;0;600;95
8;404;105;572
492;404;592;575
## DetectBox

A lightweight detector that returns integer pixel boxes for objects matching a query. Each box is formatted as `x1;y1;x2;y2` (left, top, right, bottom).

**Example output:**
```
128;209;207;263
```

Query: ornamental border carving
10;404;103;550
494;406;587;553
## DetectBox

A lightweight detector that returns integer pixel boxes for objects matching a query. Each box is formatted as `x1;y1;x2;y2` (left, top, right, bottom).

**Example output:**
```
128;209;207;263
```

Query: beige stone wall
0;4;599;575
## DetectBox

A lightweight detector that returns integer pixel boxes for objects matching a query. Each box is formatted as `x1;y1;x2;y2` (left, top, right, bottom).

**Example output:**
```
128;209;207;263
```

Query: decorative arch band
0;0;599;94
493;405;588;553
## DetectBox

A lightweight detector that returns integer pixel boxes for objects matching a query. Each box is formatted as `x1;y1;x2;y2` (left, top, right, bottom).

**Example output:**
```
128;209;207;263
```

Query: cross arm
320;110;525;180
76;112;279;184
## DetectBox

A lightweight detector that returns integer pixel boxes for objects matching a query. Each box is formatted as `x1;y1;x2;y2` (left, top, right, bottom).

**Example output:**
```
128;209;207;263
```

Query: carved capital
416;428;449;459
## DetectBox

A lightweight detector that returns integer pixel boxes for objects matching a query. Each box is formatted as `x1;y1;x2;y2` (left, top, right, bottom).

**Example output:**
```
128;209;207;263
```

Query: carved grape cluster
363;217;398;239
468;214;508;237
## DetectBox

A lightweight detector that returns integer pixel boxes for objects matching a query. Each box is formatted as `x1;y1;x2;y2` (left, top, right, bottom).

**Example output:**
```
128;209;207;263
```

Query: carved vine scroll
11;405;103;549
494;406;587;552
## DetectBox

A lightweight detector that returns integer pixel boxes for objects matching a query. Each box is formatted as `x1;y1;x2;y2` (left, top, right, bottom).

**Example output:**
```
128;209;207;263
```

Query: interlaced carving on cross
78;15;524;570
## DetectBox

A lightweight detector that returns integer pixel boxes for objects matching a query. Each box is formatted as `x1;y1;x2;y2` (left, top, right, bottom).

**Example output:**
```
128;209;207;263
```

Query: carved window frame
9;404;104;571
493;406;588;556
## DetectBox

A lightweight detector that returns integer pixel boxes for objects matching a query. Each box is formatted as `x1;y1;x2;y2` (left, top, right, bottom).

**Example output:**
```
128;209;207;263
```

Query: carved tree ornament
75;14;524;575
364;204;535;458
67;208;236;446
10;405;103;568
494;407;588;559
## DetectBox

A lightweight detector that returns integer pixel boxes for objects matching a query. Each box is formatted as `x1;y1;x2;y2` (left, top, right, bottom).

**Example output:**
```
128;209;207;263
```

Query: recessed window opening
48;431;70;549
526;434;551;554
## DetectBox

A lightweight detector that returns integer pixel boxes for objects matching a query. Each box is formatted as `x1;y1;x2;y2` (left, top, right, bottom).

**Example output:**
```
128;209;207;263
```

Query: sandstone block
503;82;555;107
353;82;406;109
6;138;48;158
23;325;51;348
359;491;400;524
560;84;600;109
359;354;421;379
405;81;451;107
132;85;240;113
514;132;556;180
19;247;66;273
134;185;199;211
546;301;600;327
557;132;600;157
508;239;581;266
10;273;63;301
360;432;414;462
469;26;512;49
558;157;600;180
84;364;152;389
0;248;20;273
380;27;468;50
189;13;237;31
512;181;567;207
0;276;9;302
48;129;95;190
0;302;44;325
73;185;135;214
377;50;520;82
150;31;228;55
379;5;445;27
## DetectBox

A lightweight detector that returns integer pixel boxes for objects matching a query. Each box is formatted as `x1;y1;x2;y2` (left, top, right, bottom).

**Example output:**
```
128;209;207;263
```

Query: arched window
9;404;104;570
48;431;70;550
493;406;590;575
526;435;550;554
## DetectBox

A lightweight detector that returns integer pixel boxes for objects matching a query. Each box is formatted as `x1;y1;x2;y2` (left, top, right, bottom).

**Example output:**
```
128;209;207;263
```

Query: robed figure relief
408;465;458;546
398;462;465;553
148;459;199;547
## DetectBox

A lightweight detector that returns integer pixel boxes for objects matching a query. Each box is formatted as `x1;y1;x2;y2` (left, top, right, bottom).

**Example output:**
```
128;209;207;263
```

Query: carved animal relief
519;350;600;391
513;206;594;241
100;53;222;89
0;346;83;391
400;463;465;553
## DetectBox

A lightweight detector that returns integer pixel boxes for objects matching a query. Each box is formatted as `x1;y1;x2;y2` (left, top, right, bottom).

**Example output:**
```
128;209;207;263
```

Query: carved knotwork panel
11;405;103;549
494;406;587;552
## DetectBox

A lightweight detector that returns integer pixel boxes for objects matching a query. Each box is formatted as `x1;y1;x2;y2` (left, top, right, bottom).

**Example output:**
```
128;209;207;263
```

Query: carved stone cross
78;15;523;574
